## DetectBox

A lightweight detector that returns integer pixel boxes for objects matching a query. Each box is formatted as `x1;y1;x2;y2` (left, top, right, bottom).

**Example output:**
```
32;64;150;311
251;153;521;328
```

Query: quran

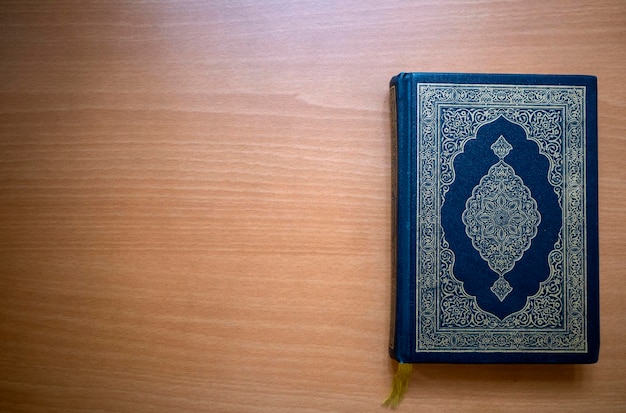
389;73;599;365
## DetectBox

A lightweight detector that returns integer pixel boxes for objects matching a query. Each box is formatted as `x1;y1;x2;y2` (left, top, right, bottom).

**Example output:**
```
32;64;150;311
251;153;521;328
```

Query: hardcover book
389;72;599;364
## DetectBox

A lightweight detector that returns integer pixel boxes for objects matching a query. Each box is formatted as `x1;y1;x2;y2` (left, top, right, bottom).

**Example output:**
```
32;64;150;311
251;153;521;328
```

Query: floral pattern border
416;83;588;352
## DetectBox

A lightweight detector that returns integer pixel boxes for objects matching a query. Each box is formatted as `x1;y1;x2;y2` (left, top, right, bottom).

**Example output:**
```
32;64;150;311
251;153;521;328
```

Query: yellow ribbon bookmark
382;363;412;408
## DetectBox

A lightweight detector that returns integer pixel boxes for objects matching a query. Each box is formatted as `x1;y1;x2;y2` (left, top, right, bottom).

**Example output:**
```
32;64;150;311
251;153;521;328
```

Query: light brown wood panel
0;1;624;412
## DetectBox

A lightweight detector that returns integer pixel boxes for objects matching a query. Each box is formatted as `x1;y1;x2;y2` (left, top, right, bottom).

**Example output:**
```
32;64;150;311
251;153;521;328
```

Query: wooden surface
0;1;625;412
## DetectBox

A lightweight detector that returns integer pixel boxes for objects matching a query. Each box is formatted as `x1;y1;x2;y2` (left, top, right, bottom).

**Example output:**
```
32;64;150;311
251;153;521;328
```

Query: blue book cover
389;73;599;363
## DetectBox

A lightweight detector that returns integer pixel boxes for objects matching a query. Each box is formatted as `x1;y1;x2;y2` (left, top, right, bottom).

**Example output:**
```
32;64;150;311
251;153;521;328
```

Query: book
389;73;599;365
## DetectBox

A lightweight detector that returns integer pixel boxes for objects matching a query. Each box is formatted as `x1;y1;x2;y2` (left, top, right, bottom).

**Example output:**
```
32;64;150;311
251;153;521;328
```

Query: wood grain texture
0;1;624;412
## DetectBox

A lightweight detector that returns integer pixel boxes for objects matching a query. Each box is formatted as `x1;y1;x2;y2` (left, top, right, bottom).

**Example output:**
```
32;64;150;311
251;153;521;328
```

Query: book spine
389;73;414;362
389;82;398;352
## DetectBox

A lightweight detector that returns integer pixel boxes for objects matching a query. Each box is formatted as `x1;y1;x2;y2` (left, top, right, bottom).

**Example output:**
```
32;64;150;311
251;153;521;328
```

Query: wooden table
1;1;625;411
